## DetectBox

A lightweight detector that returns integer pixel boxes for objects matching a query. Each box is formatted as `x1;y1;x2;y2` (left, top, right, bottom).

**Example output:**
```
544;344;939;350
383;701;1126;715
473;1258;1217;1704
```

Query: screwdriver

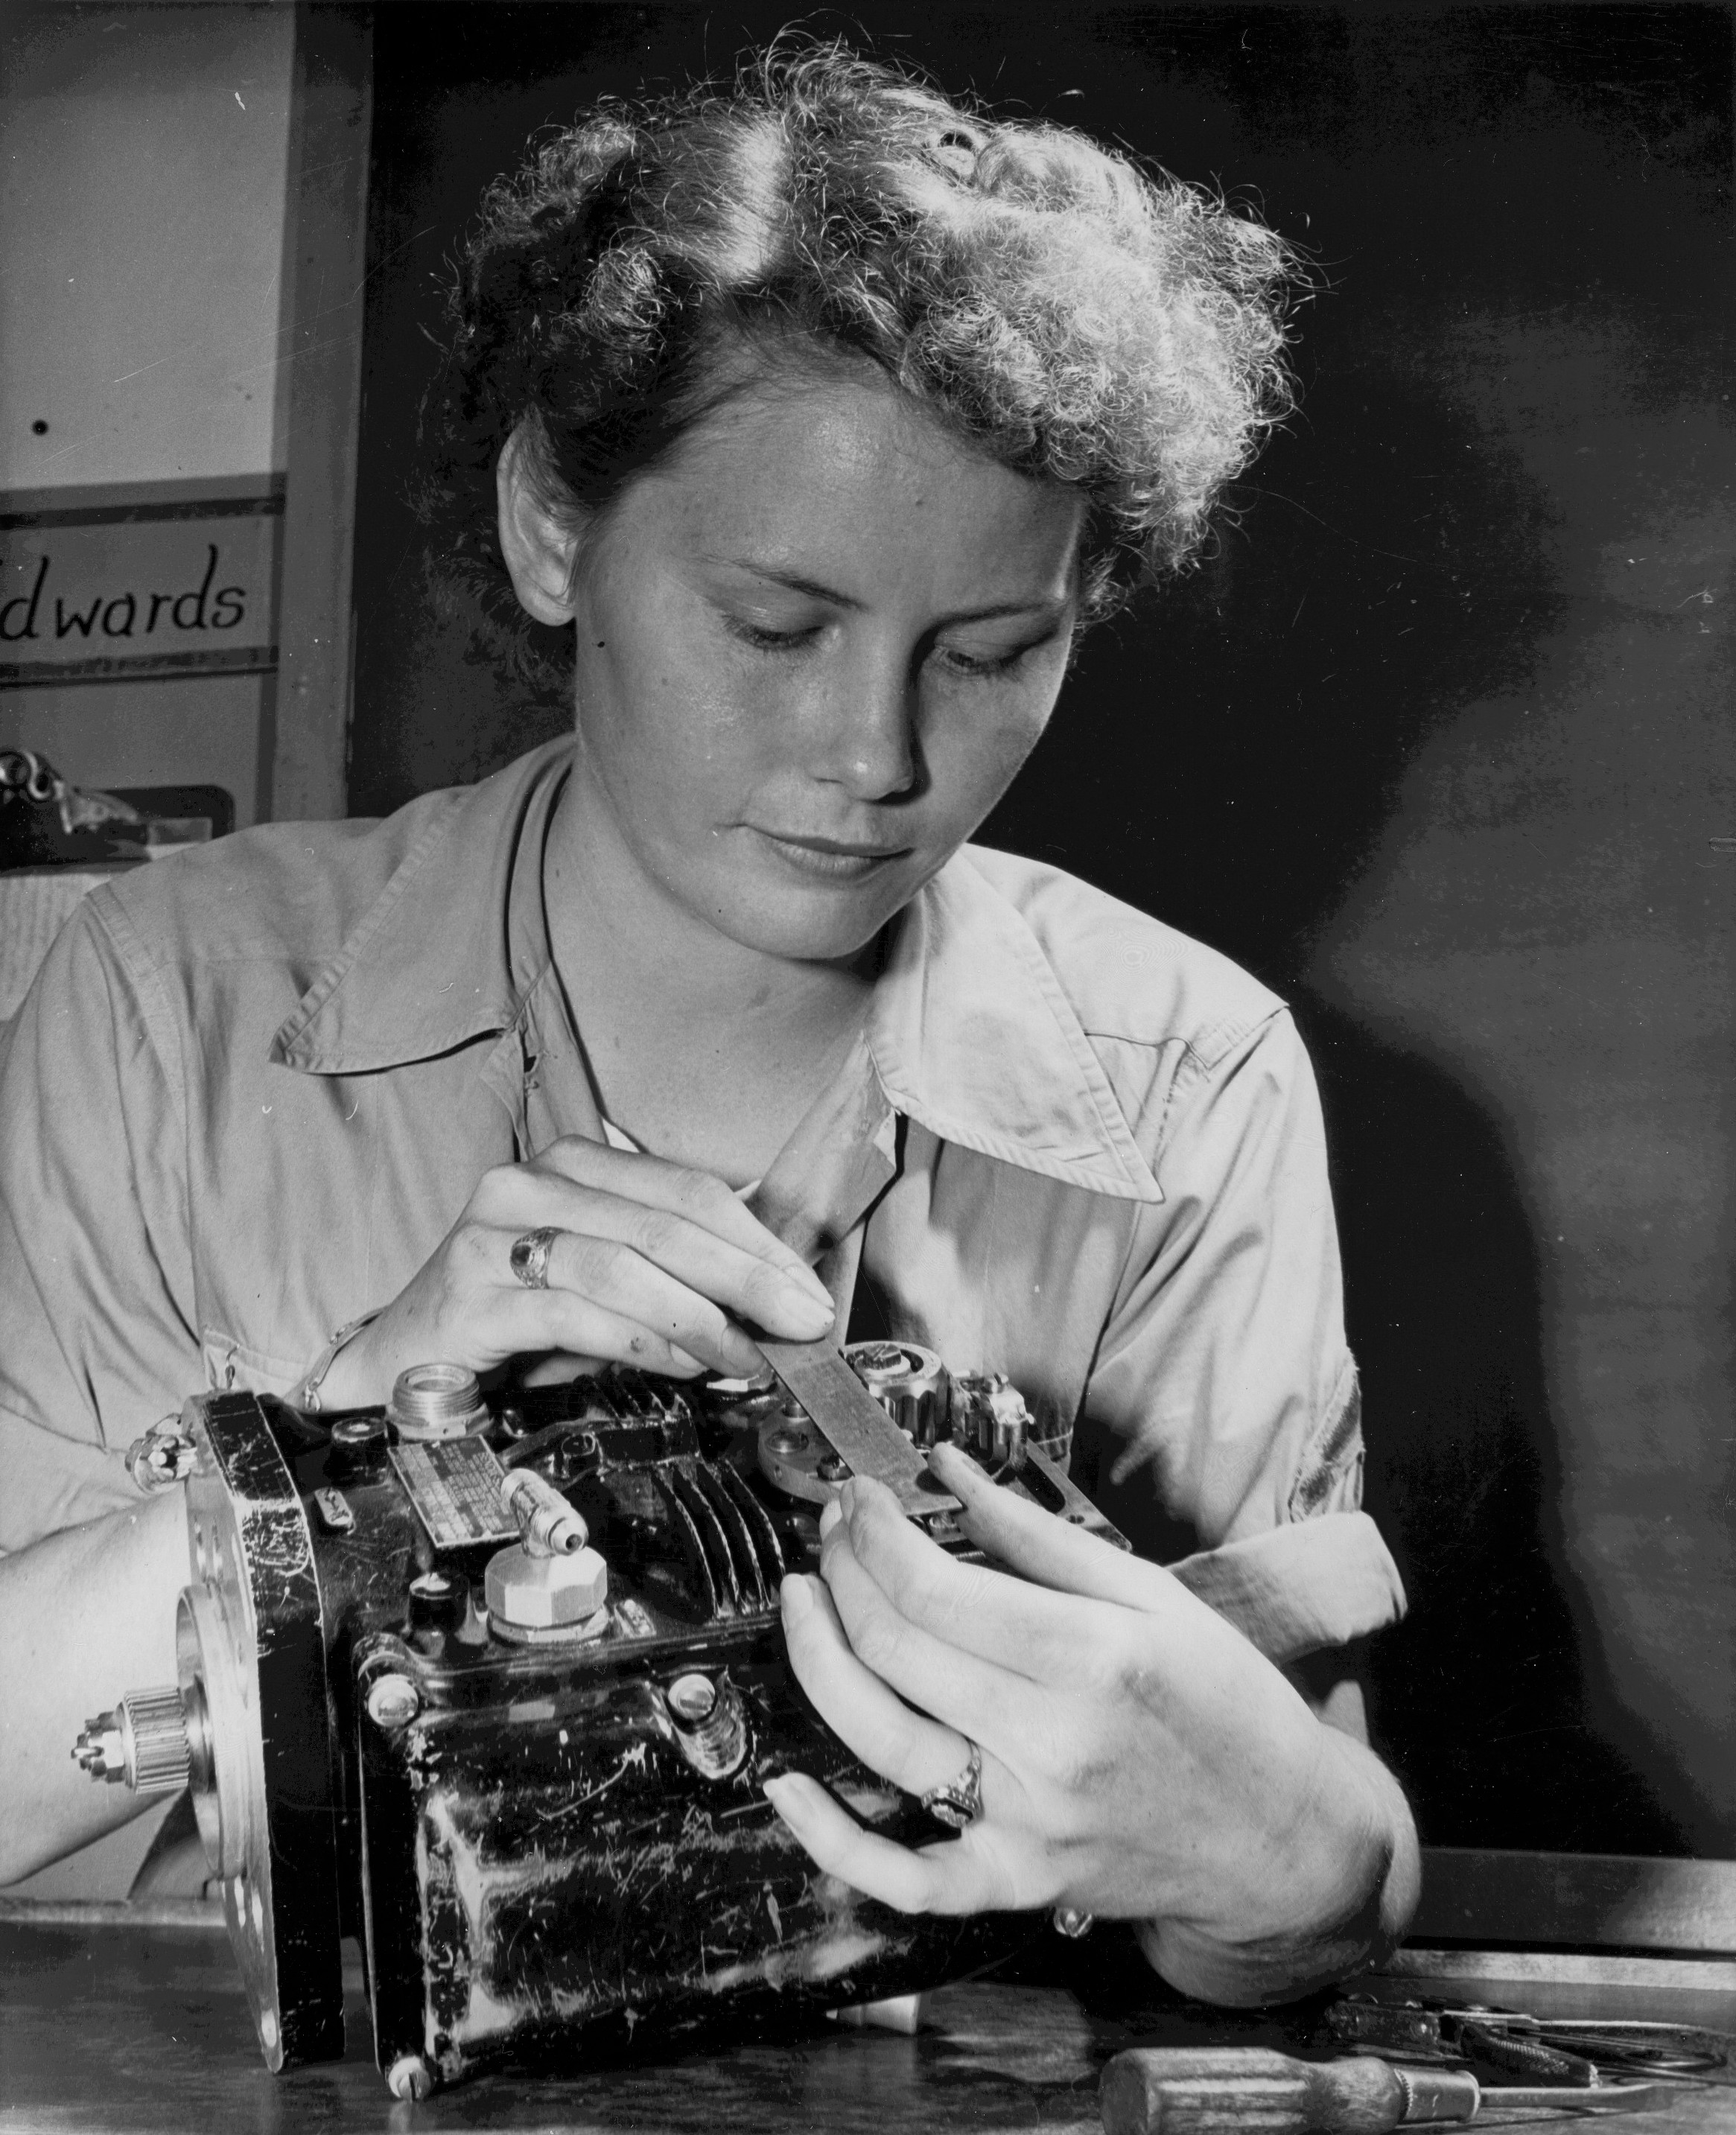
1099;2046;1671;2132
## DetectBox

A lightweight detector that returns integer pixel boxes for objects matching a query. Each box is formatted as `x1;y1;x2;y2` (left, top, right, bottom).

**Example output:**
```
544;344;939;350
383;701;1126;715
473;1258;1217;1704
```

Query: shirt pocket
200;1328;305;1399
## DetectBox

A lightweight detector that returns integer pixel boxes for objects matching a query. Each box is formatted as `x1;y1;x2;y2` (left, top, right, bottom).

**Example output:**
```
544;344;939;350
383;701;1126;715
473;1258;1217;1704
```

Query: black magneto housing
177;1367;1123;2093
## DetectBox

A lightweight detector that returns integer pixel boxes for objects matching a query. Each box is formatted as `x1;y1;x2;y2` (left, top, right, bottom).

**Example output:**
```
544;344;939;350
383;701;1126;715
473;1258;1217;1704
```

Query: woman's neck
541;760;879;1177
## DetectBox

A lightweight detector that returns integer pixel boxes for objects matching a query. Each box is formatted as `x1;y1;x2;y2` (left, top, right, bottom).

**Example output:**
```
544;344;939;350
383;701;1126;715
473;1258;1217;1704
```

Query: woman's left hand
766;1439;1414;2000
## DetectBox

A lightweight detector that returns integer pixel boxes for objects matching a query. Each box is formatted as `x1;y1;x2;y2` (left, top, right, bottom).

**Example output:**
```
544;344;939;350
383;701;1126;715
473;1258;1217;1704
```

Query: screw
387;2054;433;2100
365;1672;420;1728
667;1672;717;1724
817;1454;850;1483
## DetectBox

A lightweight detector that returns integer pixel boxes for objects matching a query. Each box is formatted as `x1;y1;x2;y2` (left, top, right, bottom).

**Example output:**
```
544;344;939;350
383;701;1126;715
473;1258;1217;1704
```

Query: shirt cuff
1166;1510;1407;1665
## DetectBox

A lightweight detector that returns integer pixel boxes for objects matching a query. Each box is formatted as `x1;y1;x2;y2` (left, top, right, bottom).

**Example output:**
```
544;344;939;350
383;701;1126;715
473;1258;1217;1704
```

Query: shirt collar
270;741;570;1076
867;850;1162;1203
272;742;1160;1204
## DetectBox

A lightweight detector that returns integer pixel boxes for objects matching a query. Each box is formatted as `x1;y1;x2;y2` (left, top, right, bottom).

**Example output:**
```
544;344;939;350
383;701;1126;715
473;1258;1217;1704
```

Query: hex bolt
72;1713;127;1783
365;1672;420;1728
817;1453;850;1484
484;1541;608;1630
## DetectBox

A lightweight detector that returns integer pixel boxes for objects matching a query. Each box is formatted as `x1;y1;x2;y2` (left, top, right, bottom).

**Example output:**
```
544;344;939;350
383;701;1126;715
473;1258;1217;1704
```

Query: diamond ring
920;1737;984;1830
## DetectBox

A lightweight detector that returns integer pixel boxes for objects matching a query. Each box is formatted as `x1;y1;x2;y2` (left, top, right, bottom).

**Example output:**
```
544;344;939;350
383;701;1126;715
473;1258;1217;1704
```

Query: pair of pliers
1324;1996;1726;2087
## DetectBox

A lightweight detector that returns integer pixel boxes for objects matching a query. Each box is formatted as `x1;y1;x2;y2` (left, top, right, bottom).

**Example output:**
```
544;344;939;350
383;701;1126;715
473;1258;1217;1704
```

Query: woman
0;46;1415;1998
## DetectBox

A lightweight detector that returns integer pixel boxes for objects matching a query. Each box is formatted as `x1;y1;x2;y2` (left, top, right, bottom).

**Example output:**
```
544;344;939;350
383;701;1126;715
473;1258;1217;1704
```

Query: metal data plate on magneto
84;1348;1128;2095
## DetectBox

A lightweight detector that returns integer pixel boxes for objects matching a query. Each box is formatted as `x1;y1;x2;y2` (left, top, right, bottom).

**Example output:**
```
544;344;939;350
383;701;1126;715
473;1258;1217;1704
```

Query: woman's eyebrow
722;562;865;611
708;557;1069;624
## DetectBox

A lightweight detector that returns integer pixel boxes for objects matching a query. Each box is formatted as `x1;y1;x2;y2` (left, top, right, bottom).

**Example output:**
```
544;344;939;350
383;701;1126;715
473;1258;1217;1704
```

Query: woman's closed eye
716;602;1065;675
721;612;827;654
931;627;1061;678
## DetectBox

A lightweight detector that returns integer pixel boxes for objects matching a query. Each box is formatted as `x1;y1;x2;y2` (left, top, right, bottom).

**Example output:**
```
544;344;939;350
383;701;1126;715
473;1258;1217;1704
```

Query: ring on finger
509;1225;562;1291
920;1737;984;1830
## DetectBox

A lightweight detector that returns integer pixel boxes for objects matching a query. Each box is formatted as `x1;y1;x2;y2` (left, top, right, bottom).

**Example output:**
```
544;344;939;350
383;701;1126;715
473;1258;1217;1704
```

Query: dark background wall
351;2;1734;1856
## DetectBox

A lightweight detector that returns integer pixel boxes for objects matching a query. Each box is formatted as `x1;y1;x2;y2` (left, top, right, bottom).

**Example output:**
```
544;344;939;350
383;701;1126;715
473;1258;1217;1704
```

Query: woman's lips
748;827;912;879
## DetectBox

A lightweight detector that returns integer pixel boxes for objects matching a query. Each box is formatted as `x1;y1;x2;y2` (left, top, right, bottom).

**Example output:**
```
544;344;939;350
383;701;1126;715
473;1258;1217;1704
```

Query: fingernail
838;1480;857;1518
928;1442;979;1486
790;1263;836;1310
763;1775;804;1822
781;1285;836;1336
780;1574;812;1622
818;1496;844;1539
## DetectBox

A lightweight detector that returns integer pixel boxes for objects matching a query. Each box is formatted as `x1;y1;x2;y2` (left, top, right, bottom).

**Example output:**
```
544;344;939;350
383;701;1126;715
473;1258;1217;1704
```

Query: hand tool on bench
1099;2045;1674;2132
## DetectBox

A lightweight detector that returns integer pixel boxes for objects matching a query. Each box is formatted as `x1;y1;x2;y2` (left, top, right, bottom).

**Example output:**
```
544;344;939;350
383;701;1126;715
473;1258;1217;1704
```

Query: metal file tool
758;1339;961;1518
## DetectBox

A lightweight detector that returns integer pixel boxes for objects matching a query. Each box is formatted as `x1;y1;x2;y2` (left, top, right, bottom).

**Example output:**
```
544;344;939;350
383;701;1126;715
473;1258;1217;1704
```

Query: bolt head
485;1542;608;1629
387;2055;432;2101
365;1672;420;1728
667;1672;717;1724
848;1342;911;1380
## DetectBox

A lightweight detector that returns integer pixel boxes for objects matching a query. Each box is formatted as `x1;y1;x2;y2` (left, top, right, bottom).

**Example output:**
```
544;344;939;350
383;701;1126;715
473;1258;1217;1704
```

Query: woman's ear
496;427;582;624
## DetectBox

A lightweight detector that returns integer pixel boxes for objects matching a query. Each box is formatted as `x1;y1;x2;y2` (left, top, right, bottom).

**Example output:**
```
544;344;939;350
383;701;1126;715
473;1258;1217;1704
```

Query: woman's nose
805;643;919;801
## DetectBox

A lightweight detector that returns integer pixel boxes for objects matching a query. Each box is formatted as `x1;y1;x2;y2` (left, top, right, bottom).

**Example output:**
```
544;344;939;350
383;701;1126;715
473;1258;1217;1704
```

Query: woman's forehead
632;363;1085;599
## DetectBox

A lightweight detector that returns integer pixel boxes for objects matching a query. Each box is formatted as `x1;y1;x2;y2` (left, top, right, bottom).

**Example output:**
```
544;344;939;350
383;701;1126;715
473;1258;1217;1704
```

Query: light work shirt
0;741;1402;1661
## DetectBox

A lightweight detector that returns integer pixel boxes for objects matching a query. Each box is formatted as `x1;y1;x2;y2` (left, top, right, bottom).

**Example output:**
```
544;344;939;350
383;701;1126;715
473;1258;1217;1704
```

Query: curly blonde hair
419;42;1299;683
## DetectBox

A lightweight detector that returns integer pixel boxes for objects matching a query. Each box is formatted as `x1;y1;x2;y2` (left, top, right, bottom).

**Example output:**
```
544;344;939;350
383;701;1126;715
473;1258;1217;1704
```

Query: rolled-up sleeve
1087;1009;1405;1662
0;895;200;1549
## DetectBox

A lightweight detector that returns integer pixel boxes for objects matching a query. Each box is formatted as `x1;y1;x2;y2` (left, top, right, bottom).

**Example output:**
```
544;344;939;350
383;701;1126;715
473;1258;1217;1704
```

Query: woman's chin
705;867;918;967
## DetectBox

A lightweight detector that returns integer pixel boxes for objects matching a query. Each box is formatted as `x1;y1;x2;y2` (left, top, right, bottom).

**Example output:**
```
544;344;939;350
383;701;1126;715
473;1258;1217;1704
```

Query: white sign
0;477;282;688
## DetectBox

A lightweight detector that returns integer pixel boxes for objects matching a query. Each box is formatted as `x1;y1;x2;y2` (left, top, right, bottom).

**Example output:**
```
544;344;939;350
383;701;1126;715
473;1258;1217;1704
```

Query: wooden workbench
3;1906;1732;2134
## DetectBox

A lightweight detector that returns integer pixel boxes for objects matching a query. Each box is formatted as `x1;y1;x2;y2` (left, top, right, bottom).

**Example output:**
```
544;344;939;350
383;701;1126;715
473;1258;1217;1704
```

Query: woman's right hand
319;1136;838;1407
